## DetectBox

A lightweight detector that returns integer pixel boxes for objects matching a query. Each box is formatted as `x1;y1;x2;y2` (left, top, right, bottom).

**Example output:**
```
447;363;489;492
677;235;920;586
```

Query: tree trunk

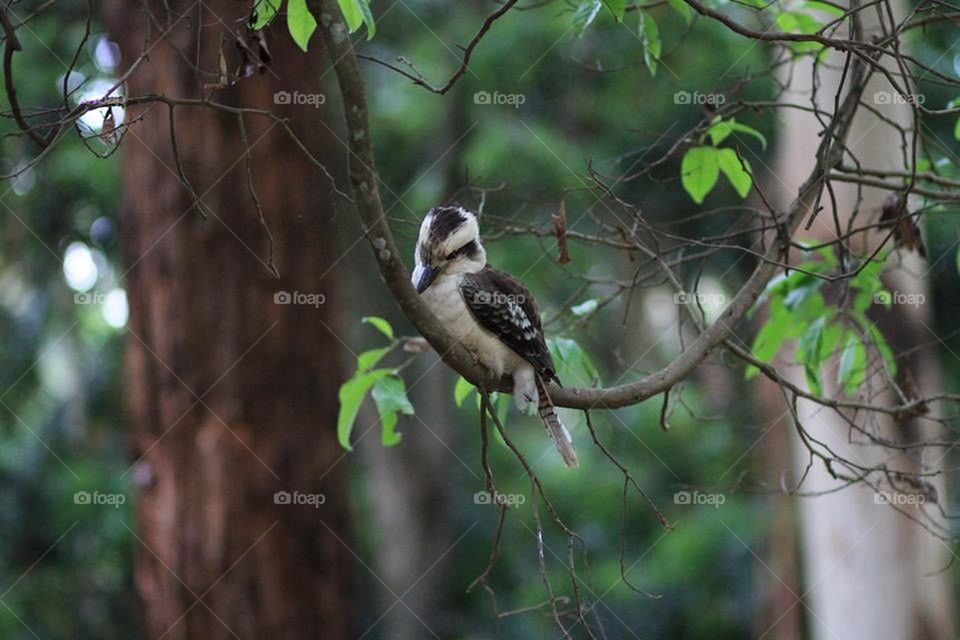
106;2;354;637
769;5;954;638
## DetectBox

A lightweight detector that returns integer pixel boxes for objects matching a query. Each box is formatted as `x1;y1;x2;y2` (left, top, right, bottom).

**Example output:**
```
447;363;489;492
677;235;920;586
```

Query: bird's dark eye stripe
447;240;477;260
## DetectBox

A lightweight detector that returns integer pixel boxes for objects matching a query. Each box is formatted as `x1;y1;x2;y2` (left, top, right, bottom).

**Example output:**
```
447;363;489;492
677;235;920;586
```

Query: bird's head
412;205;487;294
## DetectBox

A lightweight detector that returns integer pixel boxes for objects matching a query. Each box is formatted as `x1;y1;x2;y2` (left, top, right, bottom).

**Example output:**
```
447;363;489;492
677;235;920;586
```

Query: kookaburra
411;205;579;467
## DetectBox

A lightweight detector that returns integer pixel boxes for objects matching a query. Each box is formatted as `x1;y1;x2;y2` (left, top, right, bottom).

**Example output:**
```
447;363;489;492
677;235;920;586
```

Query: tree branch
313;0;869;410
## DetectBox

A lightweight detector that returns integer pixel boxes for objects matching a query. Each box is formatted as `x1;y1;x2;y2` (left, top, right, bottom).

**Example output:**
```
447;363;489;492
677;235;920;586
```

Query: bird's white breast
421;273;525;378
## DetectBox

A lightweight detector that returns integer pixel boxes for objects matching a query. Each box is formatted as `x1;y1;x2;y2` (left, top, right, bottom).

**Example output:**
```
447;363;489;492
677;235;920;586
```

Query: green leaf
573;0;603;35
356;0;376;39
287;0;318;51
337;368;393;450
362;315;394;340
638;11;661;77
454;376;475;407
357;346;391;372
838;332;867;395
681;146;720;204
372;374;414;447
796;316;826;395
604;0;627;21
955;117;960;142
748;301;790;369
727;121;768;150
707;117;767;150
571;299;598;316
717;148;752;198
337;0;364;33
869;325;897;376
549;337;601;386
776;12;826;55
250;0;282;29
667;0;693;23
707;118;733;146
473;391;509;432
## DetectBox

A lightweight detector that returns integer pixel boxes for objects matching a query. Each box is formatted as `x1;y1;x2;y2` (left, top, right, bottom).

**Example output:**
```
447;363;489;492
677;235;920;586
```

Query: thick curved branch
1;6;49;148
313;0;868;410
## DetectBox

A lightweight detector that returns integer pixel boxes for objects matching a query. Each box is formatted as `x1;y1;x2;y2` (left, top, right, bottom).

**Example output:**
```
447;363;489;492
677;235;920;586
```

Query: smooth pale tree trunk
364;356;459;639
769;5;954;639
106;2;355;637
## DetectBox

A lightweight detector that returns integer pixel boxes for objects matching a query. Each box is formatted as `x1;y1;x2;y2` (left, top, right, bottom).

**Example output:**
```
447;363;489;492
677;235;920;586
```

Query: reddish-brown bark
106;2;354;637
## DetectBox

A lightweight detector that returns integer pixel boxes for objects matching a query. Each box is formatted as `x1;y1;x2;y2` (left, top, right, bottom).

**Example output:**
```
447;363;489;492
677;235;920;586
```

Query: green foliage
681;146;720;204
573;0;604;35
746;249;898;394
717;148;752;198
572;0;661;77
769;0;835;57
371;374;414;446
549;337;601;387
638;11;662;77
681;116;765;203
337;317;414;450
249;0;376;48
250;0;281;29
362;315;394;339
454;375;475;407
286;0;318;51
707;116;768;149
667;0;694;23
605;0;628;22
338;368;394;449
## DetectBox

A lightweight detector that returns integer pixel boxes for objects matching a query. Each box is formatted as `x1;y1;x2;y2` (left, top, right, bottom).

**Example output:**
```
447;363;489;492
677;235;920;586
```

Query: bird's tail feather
535;374;579;468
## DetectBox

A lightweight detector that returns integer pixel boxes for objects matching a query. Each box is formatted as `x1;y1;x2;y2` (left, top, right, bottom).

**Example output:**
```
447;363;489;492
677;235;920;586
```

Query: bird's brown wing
459;266;560;384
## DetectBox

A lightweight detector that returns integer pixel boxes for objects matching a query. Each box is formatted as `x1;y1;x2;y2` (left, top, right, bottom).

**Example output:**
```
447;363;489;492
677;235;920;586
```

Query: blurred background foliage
1;0;959;638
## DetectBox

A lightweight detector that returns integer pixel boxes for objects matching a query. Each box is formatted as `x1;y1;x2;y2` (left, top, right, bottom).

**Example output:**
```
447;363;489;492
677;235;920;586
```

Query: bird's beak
413;264;441;294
